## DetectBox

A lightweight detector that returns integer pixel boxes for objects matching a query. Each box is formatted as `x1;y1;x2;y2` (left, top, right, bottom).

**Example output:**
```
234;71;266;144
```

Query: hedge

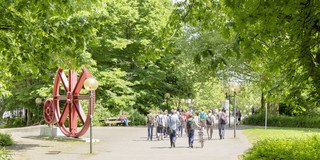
245;113;320;128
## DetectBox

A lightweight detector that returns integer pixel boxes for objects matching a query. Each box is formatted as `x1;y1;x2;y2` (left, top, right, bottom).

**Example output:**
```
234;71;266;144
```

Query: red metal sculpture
43;66;95;138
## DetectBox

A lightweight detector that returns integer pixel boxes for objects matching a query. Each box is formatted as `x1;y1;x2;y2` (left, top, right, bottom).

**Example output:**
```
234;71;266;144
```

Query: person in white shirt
206;110;215;140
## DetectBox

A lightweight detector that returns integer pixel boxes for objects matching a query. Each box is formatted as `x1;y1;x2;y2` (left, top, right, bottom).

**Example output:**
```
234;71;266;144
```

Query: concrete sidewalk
1;125;252;160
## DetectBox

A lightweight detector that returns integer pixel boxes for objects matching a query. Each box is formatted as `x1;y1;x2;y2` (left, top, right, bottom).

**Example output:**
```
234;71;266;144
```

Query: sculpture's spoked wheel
53;66;95;137
43;98;57;124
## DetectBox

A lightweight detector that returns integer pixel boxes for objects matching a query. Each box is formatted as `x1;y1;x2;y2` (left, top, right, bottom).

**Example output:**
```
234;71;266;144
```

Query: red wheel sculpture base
43;66;95;138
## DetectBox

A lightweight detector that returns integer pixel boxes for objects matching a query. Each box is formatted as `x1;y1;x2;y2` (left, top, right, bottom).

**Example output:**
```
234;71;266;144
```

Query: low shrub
0;147;11;160
242;135;320;160
245;113;320;128
0;133;14;146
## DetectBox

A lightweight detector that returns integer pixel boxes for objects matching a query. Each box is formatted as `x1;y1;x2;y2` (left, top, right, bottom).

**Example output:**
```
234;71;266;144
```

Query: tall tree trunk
261;91;266;109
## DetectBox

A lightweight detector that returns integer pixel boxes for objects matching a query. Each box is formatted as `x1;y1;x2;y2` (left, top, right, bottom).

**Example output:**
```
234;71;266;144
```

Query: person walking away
155;111;159;139
184;110;190;120
156;110;165;140
120;111;129;126
178;112;185;137
163;110;168;138
189;107;194;115
146;110;154;141
206;110;215;140
238;110;242;125
167;109;179;148
185;113;200;148
216;108;227;140
235;109;239;125
251;107;255;115
199;108;207;129
178;105;183;113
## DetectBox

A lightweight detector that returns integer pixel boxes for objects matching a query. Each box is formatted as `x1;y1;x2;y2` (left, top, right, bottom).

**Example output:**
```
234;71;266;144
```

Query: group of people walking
146;107;229;148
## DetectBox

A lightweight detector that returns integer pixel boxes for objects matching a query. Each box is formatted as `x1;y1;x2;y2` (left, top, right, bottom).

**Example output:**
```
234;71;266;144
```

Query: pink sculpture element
43;66;95;137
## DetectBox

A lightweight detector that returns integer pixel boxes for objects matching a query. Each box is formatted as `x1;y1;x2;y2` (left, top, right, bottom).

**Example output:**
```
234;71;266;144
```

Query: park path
0;124;252;160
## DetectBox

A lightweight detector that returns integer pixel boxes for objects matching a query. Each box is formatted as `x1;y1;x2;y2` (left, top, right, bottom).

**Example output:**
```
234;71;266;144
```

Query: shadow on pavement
6;143;49;151
21;136;84;143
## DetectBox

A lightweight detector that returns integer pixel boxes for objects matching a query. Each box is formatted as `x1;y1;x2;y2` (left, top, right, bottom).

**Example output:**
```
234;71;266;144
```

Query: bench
101;117;131;126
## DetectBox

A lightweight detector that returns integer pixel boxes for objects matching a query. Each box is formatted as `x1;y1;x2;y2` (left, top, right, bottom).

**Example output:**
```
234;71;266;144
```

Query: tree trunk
261;91;266;109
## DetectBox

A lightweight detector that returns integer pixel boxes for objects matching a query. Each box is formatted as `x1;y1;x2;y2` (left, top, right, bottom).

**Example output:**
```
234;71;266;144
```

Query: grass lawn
241;127;320;160
242;127;320;143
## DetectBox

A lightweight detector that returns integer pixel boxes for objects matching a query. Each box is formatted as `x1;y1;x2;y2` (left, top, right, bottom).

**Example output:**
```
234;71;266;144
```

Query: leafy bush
242;135;320;160
245;113;320;128
126;109;146;126
0;133;14;146
0;147;11;160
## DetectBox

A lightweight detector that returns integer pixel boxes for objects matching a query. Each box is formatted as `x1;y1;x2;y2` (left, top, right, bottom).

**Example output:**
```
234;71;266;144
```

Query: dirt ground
0;124;252;160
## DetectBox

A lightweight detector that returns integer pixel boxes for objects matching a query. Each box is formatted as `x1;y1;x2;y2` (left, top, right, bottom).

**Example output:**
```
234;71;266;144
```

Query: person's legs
124;118;128;126
180;126;183;137
155;126;158;138
190;131;194;148
218;123;222;139
210;125;213;139
150;125;153;140
172;130;176;147
222;124;226;139
147;125;151;140
188;132;191;147
170;132;173;147
206;125;211;139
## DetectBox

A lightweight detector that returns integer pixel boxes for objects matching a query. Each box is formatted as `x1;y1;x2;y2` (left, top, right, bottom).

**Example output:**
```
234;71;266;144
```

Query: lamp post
35;98;42;122
164;93;170;111
84;78;98;154
230;82;240;138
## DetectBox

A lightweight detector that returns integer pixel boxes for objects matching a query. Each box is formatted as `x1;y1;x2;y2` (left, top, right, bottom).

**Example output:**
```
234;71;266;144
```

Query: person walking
167;109;179;148
199;108;207;129
156;110;165;140
206;110;215;140
163;110;168;138
178;112;185;137
146;110;154;141
155;111;159;139
185;113;200;148
216;108;227;140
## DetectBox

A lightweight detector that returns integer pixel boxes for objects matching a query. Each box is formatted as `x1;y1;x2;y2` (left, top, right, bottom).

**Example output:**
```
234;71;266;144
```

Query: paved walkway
1;124;252;160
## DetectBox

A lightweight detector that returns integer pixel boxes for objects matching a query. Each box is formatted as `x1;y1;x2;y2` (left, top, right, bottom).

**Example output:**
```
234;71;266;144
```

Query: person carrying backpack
216;108;227;140
185;113;200;148
199;108;207;129
146;110;154;141
156;110;165;141
206;110;215;140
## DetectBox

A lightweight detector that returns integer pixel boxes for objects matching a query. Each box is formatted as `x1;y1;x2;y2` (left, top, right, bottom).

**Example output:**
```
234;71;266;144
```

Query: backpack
199;112;205;122
157;115;163;126
220;113;228;124
147;114;153;124
187;118;195;132
206;116;212;125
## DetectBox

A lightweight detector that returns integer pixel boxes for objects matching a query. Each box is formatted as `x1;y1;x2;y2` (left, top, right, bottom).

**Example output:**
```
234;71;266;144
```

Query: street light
164;93;170;111
84;78;98;154
230;82;240;138
35;98;42;122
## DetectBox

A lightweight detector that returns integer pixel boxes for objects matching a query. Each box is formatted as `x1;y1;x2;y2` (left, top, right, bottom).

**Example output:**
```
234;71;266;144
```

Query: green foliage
0;147;11;160
126;108;146;126
242;135;320;160
0;133;14;146
246;113;320;128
